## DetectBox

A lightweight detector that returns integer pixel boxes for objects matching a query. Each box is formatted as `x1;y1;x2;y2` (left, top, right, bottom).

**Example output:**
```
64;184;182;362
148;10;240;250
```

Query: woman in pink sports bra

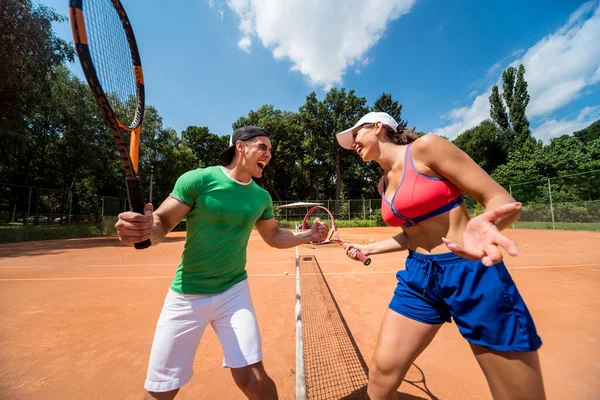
336;112;545;400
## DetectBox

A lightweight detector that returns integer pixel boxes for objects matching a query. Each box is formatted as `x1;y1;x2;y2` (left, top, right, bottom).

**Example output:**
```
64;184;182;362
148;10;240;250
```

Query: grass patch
0;223;103;243
512;221;600;231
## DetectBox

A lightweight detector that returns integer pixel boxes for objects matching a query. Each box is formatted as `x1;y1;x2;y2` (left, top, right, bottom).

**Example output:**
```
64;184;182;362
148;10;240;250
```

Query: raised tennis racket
301;206;371;266
69;0;150;249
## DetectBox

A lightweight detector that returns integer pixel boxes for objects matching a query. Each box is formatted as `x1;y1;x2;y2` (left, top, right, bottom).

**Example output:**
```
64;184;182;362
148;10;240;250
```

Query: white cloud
431;1;600;140
238;36;252;52
431;91;492;138
533;105;600;142
220;0;416;88
591;65;600;84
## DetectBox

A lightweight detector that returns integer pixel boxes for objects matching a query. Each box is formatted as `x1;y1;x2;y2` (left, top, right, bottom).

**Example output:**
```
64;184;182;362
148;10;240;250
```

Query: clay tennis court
0;228;598;399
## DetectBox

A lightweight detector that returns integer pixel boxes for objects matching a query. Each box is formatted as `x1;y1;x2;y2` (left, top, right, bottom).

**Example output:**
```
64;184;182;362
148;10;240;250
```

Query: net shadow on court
298;255;439;400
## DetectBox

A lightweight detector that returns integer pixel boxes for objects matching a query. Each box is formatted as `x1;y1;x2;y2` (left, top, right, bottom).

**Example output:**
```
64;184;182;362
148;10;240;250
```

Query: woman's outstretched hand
442;202;521;266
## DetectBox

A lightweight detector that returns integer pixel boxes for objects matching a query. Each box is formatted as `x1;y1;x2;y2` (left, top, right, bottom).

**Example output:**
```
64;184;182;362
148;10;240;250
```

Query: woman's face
351;123;378;161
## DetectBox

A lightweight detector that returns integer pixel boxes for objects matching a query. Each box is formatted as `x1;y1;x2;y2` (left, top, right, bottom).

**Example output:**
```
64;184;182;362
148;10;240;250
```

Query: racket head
69;0;145;131
302;205;372;266
301;206;336;244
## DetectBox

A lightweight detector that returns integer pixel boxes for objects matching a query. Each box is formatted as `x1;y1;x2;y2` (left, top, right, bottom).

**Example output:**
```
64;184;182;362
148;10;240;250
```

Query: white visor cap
335;112;399;149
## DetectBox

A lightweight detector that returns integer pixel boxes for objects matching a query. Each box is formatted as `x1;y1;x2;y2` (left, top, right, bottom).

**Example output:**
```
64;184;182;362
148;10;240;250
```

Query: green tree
181;126;228;168
0;1;74;180
489;86;510;131
372;92;408;130
452;120;507;174
298;89;369;206
489;64;533;151
573;119;600;143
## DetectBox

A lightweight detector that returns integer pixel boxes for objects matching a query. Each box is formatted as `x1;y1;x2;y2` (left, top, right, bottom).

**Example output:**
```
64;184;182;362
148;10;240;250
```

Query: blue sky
44;0;600;142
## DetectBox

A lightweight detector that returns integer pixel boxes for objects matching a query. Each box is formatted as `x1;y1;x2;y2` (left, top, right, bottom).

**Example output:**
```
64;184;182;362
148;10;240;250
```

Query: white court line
0;261;295;269
0;272;290;281
508;264;599;270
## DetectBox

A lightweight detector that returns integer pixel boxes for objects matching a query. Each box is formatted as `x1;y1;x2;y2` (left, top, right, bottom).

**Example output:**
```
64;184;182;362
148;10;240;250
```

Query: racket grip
126;177;152;250
356;250;371;266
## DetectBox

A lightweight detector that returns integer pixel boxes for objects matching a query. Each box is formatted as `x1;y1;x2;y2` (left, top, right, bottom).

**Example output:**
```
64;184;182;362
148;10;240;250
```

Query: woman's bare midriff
403;203;470;254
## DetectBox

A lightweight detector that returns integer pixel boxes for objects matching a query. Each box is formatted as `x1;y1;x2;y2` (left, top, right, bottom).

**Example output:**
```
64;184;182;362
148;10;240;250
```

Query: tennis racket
301;206;371;266
69;0;150;249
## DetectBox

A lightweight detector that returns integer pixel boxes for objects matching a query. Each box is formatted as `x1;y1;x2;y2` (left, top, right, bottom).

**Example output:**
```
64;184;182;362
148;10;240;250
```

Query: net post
509;184;515;229
548;178;555;230
295;245;306;400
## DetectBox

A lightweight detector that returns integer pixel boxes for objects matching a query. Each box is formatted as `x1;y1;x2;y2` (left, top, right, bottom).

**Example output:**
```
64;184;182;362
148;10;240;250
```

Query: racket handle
126;177;152;250
356;250;371;266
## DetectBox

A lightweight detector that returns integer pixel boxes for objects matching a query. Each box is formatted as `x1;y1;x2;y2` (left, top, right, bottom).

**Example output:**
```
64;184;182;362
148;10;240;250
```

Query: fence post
363;199;366;220
547;178;556;230
68;192;73;227
26;187;32;222
101;197;105;236
26;187;32;241
348;200;351;222
509;185;515;229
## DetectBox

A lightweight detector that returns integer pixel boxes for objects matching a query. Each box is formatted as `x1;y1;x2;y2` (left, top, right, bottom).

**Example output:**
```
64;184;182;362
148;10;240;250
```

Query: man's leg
211;280;275;399
230;361;278;400
143;388;180;400
144;289;212;397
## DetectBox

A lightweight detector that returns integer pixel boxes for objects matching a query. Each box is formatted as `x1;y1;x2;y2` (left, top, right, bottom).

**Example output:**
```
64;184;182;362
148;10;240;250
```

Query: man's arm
255;217;328;249
150;196;192;245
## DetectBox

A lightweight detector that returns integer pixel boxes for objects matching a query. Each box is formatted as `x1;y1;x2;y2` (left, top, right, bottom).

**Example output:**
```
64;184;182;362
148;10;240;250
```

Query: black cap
219;126;269;165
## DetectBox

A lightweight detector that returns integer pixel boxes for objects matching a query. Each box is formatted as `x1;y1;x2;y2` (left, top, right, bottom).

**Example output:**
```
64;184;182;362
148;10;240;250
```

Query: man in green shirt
115;126;328;400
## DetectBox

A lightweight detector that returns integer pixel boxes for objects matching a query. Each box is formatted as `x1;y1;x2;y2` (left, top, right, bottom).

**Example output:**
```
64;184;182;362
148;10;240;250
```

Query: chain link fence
506;170;600;230
2;170;599;242
0;183;126;243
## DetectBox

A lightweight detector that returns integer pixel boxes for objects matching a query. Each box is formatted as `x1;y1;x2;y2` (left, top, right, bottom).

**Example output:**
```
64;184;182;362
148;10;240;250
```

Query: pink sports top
381;143;464;228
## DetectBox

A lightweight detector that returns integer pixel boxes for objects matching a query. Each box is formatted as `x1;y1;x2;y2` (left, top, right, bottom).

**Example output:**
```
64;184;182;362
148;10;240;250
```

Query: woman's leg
368;309;442;400
471;344;546;400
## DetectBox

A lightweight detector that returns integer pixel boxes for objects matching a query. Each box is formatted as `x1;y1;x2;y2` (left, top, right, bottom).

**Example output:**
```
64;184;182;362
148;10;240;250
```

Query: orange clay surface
0;228;599;399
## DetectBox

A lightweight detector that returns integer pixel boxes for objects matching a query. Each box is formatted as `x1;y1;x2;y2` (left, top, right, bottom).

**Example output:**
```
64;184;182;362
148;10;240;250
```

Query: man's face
240;136;272;178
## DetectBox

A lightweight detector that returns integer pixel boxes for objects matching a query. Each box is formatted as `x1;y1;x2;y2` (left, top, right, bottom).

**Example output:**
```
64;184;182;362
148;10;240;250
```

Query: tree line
1;1;599;220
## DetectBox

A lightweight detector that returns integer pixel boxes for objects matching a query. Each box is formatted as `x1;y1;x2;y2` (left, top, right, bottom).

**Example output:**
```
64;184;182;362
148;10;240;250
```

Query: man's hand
442;202;521;266
115;203;154;246
310;217;329;242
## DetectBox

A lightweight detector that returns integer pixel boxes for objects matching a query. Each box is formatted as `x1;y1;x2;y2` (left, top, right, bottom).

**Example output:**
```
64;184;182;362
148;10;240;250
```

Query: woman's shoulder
410;134;453;157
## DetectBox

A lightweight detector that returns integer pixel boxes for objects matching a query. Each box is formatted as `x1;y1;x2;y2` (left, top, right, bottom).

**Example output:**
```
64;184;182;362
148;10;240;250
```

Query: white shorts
144;280;263;392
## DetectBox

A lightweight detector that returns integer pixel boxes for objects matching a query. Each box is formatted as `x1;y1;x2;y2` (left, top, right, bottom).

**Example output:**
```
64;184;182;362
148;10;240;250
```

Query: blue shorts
389;251;542;352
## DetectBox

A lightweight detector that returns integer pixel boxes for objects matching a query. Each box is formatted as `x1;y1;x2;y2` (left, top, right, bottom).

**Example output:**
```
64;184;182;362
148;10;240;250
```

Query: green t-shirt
169;166;274;294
